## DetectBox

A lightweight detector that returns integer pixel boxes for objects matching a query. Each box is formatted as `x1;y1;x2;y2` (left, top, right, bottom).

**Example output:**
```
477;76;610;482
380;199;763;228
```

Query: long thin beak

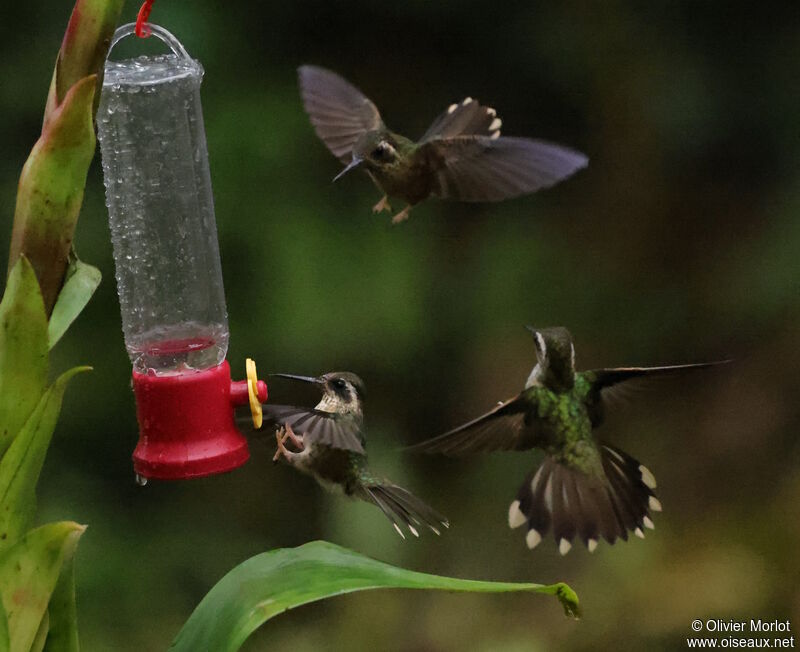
333;157;363;182
524;325;539;336
269;373;323;385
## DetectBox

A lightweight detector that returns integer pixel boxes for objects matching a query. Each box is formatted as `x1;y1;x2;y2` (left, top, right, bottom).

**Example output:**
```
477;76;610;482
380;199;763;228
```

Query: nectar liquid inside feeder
97;23;266;482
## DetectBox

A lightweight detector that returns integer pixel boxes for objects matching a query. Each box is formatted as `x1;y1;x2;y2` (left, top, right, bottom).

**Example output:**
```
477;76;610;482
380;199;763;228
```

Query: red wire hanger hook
135;0;156;38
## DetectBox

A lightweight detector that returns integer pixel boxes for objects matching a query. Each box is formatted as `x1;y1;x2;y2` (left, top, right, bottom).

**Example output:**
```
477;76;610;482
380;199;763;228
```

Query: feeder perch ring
246;358;263;429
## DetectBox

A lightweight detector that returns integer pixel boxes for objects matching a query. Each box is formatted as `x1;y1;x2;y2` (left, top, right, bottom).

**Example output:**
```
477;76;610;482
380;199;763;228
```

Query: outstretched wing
420;97;502;141
418;135;587;202
298;65;384;163
584;361;731;425
262;403;366;454
407;394;535;456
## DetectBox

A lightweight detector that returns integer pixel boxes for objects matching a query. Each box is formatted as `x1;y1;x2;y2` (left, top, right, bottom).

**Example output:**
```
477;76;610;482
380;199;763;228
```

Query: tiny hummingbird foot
273;424;304;462
282;423;305;451
272;428;288;462
372;195;391;214
390;205;411;224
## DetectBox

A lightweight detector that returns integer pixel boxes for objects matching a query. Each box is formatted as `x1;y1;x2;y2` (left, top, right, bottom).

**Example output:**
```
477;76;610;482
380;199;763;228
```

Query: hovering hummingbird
298;65;588;224
410;327;728;555
265;371;449;538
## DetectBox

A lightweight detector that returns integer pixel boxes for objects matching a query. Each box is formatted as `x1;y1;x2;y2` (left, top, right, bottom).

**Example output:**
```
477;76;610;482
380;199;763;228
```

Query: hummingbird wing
585;361;731;424
298;65;384;163
262;403;366;454
418;135;587;202
420;97;502;141
407;394;536;456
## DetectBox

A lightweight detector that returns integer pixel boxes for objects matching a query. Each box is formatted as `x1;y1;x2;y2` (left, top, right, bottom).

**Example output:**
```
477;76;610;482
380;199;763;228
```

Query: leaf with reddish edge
44;0;125;123
9;76;96;314
11;0;123;317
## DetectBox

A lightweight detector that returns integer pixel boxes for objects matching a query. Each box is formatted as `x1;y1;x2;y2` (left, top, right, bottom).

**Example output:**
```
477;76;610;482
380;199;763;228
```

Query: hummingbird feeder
96;23;267;482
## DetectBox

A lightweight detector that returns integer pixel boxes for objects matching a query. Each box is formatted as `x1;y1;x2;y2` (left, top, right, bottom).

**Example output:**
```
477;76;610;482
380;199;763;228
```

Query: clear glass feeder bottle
95;24;267;482
97;23;228;375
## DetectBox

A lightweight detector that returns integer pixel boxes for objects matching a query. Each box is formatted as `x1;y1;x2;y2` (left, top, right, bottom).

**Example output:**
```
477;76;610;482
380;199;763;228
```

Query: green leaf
0;258;48;458
0;599;9;652
42;549;79;652
29;611;48;652
0;367;90;549
0;522;85;652
170;541;579;652
9;75;97;314
48;256;101;349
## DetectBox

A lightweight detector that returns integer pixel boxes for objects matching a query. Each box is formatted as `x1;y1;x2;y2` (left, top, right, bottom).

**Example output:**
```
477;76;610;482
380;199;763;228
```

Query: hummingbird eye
371;141;395;161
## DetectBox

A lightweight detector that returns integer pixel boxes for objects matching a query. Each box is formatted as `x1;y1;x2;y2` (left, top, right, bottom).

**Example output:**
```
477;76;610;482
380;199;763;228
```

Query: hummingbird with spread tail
410;327;728;554
298;65;588;224
266;371;449;538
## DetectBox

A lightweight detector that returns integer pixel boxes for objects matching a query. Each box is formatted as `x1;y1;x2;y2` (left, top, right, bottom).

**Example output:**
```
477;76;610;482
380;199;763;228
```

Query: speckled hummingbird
298;65;588;224
265;371;449;538
410;327;728;554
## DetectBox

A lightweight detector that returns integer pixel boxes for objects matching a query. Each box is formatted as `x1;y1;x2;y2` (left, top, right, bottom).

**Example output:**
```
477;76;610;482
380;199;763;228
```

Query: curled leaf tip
554;582;581;619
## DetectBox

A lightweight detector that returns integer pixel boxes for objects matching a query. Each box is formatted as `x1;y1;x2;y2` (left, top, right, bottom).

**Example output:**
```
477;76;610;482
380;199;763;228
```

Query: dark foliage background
2;2;799;649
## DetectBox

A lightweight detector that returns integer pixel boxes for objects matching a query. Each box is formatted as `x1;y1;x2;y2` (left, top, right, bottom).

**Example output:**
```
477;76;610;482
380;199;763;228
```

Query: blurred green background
2;1;799;650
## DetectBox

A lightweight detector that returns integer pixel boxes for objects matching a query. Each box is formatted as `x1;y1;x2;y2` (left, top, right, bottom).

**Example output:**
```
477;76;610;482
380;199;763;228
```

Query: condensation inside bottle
97;25;229;375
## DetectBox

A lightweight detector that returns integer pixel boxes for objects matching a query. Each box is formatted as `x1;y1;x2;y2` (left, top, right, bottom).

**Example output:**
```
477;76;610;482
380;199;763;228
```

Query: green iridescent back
522;373;603;477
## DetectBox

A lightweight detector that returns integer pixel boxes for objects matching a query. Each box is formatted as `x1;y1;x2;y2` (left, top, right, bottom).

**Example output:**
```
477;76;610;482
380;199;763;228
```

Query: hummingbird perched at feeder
298;65;588;224
266;371;449;538
409;326;729;555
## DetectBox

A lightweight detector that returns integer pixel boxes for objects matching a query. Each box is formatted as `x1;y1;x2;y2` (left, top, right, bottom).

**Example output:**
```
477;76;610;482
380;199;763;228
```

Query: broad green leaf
0;257;48;458
9;75;96;314
0;599;9;652
0;367;90;548
42;551;79;652
48;256;101;349
0;522;84;652
170;540;579;652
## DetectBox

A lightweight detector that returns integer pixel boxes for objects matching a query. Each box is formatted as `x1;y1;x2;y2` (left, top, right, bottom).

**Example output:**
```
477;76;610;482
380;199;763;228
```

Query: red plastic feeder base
131;360;266;480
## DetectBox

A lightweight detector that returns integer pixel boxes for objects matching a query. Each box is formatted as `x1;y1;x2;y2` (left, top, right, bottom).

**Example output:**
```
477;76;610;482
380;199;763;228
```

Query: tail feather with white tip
357;482;449;539
508;445;660;554
421;97;502;141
